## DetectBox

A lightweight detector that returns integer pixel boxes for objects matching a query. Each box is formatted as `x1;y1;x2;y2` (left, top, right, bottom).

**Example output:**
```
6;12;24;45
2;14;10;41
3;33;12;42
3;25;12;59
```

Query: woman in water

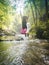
21;16;28;36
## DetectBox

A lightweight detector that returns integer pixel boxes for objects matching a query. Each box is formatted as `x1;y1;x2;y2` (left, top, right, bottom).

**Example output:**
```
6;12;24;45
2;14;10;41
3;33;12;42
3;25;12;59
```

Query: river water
0;40;49;65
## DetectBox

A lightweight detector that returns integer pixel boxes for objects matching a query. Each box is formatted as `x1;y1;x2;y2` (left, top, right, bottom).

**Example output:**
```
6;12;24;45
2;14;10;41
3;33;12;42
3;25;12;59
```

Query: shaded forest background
0;0;49;39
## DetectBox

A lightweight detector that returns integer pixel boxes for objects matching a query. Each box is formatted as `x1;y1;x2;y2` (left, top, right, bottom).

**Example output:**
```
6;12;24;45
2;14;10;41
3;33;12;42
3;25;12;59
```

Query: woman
21;16;28;36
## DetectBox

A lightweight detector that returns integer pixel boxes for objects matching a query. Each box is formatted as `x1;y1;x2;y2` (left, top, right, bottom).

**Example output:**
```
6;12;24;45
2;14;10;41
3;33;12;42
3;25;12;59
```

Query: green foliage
0;0;49;39
0;0;10;6
36;26;44;39
27;0;49;39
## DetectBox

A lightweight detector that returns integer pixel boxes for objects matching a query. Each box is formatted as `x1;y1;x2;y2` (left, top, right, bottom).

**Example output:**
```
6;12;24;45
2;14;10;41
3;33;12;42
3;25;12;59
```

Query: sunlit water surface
0;40;49;65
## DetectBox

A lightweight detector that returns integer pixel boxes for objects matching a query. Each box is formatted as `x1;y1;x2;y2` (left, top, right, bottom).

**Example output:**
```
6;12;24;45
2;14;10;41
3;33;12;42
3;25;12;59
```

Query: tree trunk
30;2;35;24
45;0;48;22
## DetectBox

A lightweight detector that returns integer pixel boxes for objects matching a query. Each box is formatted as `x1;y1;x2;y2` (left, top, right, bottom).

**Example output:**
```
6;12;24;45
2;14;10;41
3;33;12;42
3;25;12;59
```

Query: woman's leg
25;33;27;37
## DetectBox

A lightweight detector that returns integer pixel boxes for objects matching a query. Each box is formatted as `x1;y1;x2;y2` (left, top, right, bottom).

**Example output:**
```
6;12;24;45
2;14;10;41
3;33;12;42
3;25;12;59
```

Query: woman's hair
22;16;28;29
22;16;28;22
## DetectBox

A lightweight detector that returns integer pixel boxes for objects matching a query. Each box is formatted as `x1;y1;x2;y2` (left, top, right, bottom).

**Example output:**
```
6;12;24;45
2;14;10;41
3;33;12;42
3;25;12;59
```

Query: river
0;39;49;65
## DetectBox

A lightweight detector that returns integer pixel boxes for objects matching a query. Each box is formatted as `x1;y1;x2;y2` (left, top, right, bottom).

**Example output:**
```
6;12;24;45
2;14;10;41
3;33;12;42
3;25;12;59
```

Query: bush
36;27;44;39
